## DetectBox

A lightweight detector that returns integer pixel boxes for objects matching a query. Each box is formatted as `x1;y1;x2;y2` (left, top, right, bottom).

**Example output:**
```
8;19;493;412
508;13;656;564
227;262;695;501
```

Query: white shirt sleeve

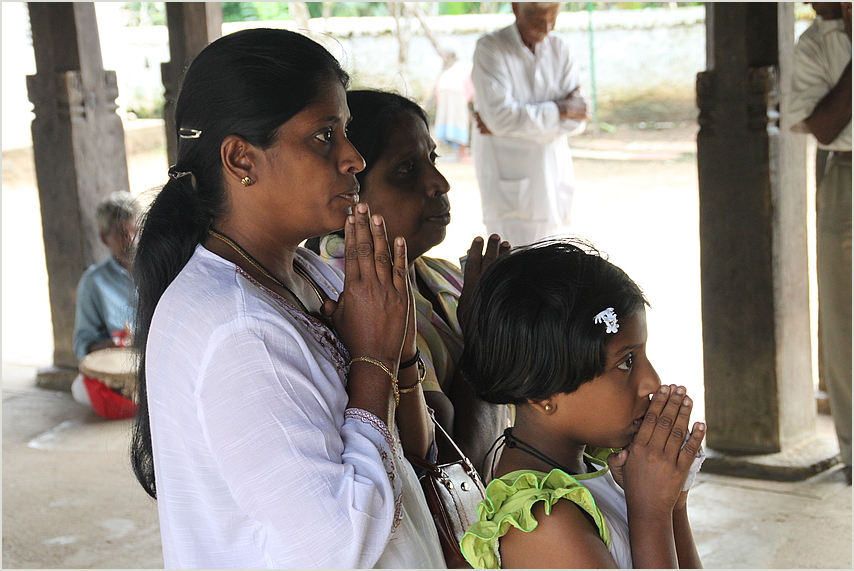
472;32;584;143
789;20;852;150
195;319;400;568
790;28;835;132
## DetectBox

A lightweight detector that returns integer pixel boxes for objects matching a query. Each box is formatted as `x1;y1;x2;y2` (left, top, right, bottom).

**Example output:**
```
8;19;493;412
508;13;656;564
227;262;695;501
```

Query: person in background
308;90;511;471
71;191;138;407
73;190;138;360
790;1;851;485
434;54;475;161
471;2;588;246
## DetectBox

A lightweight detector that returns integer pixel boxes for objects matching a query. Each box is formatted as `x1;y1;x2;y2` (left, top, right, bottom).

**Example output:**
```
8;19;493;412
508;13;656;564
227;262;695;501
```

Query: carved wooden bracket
696;65;780;135
27;70;120;123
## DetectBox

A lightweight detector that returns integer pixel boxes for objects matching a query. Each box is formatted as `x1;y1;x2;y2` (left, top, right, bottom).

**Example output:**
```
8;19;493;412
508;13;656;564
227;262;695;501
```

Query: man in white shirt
471;2;587;246
790;2;852;484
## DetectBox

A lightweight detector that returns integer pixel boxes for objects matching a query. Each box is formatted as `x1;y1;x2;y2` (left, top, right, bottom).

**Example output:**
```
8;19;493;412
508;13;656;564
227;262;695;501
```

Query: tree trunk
289;2;310;30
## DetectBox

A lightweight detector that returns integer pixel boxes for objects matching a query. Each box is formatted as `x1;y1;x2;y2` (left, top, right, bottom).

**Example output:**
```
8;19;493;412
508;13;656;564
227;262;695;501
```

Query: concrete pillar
697;3;837;479
26;2;130;386
161;2;222;165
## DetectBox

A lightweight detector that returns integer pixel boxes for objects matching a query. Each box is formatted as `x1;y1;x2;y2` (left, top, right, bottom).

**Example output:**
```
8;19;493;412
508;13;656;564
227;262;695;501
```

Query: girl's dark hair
305;90;428;253
131;29;349;499
459;238;648;405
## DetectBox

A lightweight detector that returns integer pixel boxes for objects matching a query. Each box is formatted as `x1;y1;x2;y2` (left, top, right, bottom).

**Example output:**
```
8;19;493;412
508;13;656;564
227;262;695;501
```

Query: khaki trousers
816;154;852;466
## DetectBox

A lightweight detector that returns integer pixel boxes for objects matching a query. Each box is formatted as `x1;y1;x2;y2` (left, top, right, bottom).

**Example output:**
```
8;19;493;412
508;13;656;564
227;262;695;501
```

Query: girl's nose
640;361;662;397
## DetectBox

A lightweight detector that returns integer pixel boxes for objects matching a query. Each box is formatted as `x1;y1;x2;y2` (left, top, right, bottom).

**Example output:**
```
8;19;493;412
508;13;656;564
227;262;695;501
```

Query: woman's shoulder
151;246;349;381
159;246;319;335
460;469;610;569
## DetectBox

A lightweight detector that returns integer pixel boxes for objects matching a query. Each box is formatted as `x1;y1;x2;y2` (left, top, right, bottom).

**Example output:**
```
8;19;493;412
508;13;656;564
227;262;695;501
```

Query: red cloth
83;376;137;419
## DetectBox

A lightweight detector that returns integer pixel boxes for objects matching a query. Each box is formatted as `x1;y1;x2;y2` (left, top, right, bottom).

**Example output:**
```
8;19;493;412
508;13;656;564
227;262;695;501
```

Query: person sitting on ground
71;191;138;408
73;190;138;360
458;239;705;569
131;29;444;568
307;89;511;470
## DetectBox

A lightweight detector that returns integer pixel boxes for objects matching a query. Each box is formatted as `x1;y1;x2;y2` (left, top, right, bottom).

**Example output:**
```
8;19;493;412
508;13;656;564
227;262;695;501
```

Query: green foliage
307;3;324;18
221;2;389;22
438;2;470;16
438;2;511;15
254;3;292;21
126;90;165;119
120;1;707;26
585;2;704;9
328;3;388;17
222;3;255;22
121;2;165;26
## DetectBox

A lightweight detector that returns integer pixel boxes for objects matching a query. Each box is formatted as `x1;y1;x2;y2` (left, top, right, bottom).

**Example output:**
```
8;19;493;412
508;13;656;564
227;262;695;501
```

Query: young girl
458;238;705;569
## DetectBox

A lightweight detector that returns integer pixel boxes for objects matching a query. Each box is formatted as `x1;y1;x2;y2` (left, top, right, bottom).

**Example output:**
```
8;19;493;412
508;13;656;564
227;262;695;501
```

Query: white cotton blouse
146;245;444;569
790;17;852;151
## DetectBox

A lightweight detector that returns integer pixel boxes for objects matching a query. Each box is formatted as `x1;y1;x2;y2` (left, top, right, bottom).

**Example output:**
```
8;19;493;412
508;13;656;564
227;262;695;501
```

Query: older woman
308;90;510;470
131;30;443;568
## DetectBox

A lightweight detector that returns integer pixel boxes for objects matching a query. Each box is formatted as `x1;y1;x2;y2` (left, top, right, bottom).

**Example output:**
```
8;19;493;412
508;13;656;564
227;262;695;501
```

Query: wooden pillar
697;3;834;478
26;2;130;385
161;3;222;165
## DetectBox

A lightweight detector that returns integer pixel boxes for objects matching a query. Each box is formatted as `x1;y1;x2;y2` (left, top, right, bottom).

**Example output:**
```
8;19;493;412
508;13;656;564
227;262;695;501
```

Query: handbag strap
431;412;470;465
406;412;481;480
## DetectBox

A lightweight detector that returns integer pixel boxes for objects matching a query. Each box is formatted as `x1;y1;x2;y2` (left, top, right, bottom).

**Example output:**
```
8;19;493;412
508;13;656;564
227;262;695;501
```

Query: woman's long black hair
131;29;349;499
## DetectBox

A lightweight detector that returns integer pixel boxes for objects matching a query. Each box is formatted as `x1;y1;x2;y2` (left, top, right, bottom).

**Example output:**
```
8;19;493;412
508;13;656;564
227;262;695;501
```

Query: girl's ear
527;398;557;415
221;135;260;187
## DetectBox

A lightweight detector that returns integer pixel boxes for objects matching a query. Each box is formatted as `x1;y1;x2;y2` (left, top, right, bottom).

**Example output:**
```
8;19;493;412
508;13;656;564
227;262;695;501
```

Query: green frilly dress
460;448;625;569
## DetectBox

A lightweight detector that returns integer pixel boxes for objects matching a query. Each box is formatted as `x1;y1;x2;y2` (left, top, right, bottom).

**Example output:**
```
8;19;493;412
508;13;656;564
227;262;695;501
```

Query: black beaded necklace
484;427;593;480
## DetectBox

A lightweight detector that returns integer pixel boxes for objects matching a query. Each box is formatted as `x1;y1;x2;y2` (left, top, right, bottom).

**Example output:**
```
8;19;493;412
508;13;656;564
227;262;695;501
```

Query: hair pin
594;307;619;334
168;165;192;179
178;128;202;139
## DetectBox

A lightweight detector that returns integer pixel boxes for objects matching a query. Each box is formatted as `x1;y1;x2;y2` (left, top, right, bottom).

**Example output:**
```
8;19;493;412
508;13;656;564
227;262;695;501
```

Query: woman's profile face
360;111;451;261
249;79;365;242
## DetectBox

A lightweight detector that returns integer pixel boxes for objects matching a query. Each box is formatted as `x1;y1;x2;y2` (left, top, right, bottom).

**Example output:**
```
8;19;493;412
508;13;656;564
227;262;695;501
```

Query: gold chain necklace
293;263;325;306
208;229;322;312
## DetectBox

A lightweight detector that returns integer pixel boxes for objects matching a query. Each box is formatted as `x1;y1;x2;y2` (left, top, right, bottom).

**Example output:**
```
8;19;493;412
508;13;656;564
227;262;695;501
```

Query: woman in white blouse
130;29;444;569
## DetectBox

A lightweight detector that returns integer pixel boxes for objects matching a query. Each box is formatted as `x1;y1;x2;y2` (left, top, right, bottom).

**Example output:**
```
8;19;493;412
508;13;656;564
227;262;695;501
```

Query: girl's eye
430;152;440;165
315;128;333;143
617;353;634;371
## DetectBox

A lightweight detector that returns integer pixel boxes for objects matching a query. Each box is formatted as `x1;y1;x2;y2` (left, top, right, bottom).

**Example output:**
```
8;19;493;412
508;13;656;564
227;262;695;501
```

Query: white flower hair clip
593;307;619;334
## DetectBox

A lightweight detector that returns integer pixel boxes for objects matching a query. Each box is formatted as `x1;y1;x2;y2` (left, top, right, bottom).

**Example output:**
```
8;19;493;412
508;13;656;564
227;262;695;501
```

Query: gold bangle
349;356;399;405
398;356;427;394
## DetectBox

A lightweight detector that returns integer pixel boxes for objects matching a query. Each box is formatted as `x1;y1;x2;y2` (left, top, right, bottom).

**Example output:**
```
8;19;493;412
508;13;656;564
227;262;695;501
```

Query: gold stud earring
241;176;254;187
544;404;553;413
